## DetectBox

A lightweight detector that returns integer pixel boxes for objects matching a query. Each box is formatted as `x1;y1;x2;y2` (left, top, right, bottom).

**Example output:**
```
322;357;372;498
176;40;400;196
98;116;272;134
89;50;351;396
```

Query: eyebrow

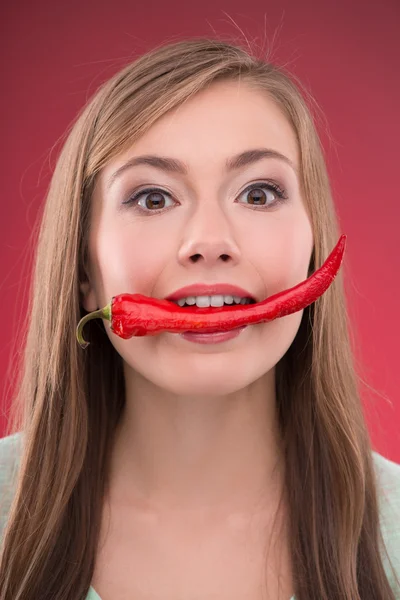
107;147;298;190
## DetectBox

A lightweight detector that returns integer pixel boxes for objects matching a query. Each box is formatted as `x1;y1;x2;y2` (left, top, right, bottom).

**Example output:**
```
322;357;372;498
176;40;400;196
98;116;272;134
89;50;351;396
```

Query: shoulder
0;431;24;540
371;450;400;589
372;450;400;525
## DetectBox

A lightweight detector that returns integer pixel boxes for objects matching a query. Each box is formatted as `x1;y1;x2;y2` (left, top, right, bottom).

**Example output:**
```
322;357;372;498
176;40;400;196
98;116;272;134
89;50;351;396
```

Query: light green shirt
1;431;399;599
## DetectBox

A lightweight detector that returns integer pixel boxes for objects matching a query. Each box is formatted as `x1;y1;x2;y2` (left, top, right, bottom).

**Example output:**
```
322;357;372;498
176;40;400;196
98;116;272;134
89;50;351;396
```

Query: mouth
169;295;257;309
168;296;257;335
165;284;259;307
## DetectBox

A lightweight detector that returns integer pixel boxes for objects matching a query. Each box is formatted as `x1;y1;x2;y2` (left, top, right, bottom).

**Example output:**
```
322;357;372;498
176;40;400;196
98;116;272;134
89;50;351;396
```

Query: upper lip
165;283;257;302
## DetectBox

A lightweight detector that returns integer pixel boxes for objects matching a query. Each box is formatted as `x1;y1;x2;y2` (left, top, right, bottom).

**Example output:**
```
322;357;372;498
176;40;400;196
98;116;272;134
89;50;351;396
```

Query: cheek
254;220;313;297
89;220;172;303
257;310;304;363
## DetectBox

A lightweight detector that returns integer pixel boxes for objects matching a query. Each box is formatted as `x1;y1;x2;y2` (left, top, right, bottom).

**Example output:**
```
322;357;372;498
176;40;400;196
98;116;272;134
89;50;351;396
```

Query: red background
1;1;399;461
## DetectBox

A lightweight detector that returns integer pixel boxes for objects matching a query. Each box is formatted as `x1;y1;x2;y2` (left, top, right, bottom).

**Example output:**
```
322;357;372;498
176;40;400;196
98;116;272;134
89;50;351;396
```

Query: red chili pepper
76;234;346;349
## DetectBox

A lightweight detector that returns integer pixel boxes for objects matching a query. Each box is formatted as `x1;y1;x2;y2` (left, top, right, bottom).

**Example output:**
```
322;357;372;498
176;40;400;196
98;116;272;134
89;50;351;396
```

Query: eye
123;187;175;212
237;181;288;208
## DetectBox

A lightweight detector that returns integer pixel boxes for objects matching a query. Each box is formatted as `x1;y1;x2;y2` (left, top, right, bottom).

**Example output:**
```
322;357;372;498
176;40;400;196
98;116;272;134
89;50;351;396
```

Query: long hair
0;37;398;600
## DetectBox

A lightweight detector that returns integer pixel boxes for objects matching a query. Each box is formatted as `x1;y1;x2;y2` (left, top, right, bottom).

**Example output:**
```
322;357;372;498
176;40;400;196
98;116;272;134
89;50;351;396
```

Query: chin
150;362;274;398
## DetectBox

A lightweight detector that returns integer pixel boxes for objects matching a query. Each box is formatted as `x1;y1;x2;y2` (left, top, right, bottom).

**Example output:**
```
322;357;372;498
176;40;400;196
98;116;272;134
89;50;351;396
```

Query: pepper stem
76;303;111;349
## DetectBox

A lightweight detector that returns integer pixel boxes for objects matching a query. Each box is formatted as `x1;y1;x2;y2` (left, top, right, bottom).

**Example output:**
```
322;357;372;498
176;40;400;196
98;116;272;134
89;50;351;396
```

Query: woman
0;37;399;600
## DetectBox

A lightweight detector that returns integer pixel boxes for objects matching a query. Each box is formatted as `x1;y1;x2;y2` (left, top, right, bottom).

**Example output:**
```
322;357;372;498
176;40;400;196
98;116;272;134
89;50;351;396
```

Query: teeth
176;294;253;307
185;296;197;305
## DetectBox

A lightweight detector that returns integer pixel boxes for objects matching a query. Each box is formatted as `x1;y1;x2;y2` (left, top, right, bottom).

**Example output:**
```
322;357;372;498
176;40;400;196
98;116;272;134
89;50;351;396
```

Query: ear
79;280;98;313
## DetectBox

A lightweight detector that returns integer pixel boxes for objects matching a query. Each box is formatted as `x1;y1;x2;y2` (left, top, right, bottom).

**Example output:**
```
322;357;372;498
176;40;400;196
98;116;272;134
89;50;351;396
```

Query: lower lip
179;326;247;344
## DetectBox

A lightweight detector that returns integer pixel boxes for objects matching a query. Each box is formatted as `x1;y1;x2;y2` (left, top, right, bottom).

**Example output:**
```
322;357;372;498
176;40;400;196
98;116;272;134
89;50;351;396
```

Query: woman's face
82;80;314;396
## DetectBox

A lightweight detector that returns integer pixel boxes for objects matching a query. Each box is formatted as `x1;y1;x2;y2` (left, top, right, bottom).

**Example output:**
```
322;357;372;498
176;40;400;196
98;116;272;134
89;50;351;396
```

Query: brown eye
238;181;287;208
123;187;175;211
143;191;167;209
246;187;270;205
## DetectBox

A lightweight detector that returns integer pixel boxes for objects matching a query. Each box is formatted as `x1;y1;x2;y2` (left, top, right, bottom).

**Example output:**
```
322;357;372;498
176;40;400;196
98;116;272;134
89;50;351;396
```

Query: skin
81;80;313;597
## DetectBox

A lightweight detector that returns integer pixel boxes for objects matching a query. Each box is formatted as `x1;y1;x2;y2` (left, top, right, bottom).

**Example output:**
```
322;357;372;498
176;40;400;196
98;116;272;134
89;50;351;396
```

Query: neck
107;367;285;515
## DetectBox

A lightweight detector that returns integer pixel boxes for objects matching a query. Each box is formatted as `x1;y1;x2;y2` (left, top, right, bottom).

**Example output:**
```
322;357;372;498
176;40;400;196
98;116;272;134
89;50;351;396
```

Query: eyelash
122;180;288;213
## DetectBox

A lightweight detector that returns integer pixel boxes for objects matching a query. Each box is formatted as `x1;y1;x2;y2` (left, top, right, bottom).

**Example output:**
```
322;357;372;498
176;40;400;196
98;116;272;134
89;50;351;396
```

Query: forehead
101;80;299;180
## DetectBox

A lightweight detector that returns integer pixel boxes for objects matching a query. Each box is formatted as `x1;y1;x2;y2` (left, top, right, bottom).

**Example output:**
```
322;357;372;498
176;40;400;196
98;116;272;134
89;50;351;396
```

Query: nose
177;201;241;267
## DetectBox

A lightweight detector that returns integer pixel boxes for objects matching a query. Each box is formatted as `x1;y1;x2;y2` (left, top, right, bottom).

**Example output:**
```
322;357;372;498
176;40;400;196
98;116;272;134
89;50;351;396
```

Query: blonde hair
0;36;398;599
